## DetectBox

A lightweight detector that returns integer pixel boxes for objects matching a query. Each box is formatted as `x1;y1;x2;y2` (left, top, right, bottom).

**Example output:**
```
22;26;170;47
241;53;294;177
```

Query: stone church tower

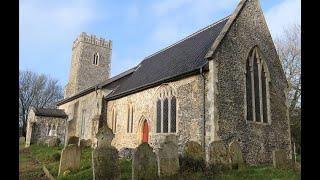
64;32;112;98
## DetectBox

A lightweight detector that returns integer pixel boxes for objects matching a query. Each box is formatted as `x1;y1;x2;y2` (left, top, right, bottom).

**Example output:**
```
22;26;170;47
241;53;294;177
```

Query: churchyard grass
20;143;300;180
19;142;48;179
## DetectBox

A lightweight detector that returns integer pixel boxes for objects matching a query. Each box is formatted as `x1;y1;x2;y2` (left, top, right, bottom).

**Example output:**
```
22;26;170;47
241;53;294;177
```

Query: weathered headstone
228;141;244;169
92;125;120;180
132;143;158;180
119;148;134;159
37;136;49;145
158;135;179;177
46;137;60;147
272;149;292;169
208;141;231;172
67;136;79;145
181;141;205;172
19;137;26;144
58;144;81;176
80;139;92;148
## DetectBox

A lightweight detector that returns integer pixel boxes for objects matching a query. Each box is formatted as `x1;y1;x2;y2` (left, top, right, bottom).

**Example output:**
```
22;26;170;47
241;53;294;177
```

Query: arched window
156;99;161;133
93;52;99;65
246;47;271;124
127;104;134;133
156;85;177;133
111;108;117;133
171;97;176;132
163;98;169;133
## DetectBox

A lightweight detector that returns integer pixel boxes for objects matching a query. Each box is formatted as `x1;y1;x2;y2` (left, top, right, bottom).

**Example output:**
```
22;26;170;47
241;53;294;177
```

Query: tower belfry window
93;53;99;65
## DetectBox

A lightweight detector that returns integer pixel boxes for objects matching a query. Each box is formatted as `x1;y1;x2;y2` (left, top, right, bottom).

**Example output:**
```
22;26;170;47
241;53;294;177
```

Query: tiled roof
105;16;229;100
56;67;136;106
33;108;67;118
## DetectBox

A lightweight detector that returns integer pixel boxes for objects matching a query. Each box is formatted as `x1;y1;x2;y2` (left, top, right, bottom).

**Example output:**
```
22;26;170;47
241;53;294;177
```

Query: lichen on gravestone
272;149;293;170
228;140;244;169
181;141;205;172
132;143;158;180
96;125;114;148
92;125;120;180
58;144;81;176
158;135;179;177
208;140;231;172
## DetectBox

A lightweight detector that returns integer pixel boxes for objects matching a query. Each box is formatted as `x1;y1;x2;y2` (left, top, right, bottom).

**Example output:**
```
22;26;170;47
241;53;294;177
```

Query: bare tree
275;24;301;154
275;24;301;114
19;70;63;136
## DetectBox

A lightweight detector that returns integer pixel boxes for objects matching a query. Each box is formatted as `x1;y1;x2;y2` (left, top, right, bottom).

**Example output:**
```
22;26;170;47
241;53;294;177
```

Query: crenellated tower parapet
72;32;112;50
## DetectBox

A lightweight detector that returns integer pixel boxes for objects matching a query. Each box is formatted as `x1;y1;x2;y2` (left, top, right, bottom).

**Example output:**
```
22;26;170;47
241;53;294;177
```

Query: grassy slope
19;143;49;180
20;144;300;180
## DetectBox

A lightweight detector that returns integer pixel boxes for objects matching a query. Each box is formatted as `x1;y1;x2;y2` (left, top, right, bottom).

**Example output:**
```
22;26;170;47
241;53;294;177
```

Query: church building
26;0;292;164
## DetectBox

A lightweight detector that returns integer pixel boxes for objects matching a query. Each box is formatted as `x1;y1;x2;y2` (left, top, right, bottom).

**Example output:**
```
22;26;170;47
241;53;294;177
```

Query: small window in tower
93;53;99;65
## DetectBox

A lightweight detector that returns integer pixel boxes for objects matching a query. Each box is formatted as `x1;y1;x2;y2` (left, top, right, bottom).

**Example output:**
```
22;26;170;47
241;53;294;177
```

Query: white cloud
265;0;301;38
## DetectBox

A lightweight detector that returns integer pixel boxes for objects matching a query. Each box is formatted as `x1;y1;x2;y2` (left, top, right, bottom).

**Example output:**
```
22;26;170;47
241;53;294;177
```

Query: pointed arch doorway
142;120;149;143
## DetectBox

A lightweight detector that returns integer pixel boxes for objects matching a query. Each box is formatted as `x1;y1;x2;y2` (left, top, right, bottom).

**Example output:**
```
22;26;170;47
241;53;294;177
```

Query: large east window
245;47;271;124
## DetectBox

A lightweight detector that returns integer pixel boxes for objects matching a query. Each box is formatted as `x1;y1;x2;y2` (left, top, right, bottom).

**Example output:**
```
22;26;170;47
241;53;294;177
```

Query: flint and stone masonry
26;0;291;166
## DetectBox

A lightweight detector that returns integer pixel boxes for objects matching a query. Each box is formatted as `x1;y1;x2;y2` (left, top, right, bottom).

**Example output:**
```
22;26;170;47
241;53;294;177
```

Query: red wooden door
142;120;149;143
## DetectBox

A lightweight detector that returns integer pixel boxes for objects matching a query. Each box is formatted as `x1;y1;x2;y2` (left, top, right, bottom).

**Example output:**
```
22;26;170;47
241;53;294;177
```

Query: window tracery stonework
245;47;271;124
156;85;177;133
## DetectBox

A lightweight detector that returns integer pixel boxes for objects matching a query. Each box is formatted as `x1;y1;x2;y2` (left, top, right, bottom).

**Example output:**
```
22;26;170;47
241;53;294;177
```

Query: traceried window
156;85;177;133
245;47;271;124
127;104;134;133
93;52;99;65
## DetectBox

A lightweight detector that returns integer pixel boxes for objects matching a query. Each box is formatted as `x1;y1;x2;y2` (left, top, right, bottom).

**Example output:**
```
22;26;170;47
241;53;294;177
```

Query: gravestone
80;139;92;148
132;143;158;180
181;141;205;172
46;137;60;147
19;137;25;144
228;141;244;169
208;141;231;172
37;136;50;145
158;135;179;177
67;136;79;145
58;144;81;176
272;149;292;169
92;125;120;180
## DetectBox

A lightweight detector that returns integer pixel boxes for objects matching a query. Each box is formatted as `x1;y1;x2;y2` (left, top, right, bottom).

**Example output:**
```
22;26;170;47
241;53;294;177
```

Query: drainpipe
200;65;206;152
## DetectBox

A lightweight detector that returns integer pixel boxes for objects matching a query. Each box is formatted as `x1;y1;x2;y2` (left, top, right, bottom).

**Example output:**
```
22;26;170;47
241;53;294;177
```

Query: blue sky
19;0;301;87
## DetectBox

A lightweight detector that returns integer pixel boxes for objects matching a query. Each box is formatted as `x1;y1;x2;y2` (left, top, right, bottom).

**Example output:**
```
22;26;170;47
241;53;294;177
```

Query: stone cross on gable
96;125;114;148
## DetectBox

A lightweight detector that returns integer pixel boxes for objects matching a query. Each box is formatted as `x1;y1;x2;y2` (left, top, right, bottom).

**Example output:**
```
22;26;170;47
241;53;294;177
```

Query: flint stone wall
64;33;112;98
58;89;111;145
207;0;291;164
26;113;66;147
106;75;203;153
